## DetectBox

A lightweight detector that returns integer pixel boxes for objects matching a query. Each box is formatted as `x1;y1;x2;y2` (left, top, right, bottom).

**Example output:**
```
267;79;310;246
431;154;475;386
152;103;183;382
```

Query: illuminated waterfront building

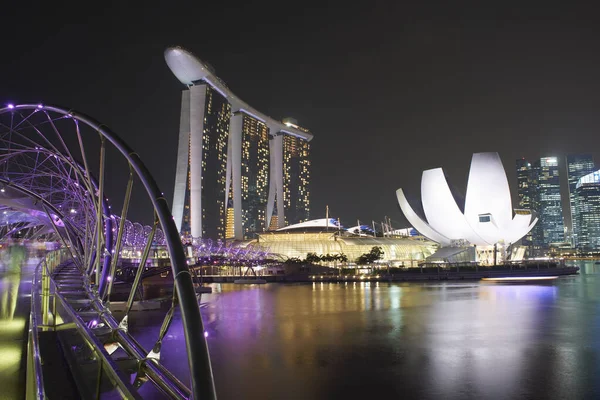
225;199;235;239
240;218;437;266
268;213;279;231
516;158;534;248
574;170;600;250
283;134;310;225
171;84;231;238
239;113;270;238
397;152;537;248
166;47;313;240
530;157;564;253
516;159;533;210
397;152;538;265
566;154;595;246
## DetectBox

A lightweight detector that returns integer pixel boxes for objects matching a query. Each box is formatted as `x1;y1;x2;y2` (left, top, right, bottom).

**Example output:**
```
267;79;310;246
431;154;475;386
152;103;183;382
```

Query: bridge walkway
0;253;38;400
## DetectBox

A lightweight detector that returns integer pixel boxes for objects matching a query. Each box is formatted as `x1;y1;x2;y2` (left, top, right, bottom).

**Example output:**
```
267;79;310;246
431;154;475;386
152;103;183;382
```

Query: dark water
130;261;600;400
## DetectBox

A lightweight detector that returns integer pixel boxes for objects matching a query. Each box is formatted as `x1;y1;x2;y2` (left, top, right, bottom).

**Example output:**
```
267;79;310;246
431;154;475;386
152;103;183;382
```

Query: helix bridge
189;239;280;270
0;104;215;399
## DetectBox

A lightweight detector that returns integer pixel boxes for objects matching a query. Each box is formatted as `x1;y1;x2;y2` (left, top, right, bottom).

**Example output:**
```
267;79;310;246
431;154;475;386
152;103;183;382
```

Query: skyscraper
530;157;564;253
239;113;270;238
516;159;533;209
283;134;311;225
516;158;533;248
172;84;231;239
574;170;600;251
166;47;313;240
566;154;595;245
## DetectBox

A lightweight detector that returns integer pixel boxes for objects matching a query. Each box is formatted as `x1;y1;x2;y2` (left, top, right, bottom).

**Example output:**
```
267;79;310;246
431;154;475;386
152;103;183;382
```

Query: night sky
3;3;600;229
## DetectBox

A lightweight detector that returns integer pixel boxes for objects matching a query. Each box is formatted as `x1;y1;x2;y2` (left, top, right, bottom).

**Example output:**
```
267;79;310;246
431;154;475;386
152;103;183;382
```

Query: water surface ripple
131;261;600;399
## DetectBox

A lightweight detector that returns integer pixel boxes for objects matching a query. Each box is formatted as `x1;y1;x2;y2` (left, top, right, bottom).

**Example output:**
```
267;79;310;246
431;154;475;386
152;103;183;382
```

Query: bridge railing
26;257;46;400
28;248;198;398
28;249;142;399
27;248;75;399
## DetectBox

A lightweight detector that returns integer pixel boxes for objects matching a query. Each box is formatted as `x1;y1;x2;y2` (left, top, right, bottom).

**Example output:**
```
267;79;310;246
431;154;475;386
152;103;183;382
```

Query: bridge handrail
45;264;142;398
27;249;74;399
85;297;192;398
26;258;47;400
34;249;192;398
29;250;142;399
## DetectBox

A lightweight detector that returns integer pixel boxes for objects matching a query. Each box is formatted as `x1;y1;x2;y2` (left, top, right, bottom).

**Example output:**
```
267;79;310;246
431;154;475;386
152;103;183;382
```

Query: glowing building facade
240;218;437;267
574;170;600;250
166;47;313;240
516;159;533;210
397;152;537;264
516;158;534;248
283;135;311;226
239;114;270;237
173;84;231;239
566;154;595;245
530;157;564;252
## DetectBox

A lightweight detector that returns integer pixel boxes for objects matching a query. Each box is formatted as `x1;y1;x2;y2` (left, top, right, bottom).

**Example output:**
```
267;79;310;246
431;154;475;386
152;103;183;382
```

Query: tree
370;246;384;261
356;246;384;265
285;257;304;265
324;253;336;262
305;252;321;264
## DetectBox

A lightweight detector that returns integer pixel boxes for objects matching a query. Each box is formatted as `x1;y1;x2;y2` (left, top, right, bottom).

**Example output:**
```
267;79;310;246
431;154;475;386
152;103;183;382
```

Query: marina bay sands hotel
165;47;313;240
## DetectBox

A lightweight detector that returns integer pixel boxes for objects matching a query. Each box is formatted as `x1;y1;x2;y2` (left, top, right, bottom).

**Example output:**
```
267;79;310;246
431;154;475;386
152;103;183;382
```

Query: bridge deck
0;255;38;399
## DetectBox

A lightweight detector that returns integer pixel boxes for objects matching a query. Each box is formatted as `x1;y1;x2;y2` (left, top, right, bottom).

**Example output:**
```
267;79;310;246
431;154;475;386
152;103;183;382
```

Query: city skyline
3;4;600;227
5;4;600;399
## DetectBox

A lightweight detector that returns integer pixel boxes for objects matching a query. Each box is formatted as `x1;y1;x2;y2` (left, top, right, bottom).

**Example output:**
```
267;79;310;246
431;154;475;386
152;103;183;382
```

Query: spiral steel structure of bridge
0;104;215;399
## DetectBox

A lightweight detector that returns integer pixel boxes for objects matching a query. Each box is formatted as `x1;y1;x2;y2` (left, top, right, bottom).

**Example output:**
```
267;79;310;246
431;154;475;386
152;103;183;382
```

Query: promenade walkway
0;248;38;400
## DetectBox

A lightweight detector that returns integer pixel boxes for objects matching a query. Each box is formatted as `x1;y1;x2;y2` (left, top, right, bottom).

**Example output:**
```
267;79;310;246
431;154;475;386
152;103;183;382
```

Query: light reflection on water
129;261;600;399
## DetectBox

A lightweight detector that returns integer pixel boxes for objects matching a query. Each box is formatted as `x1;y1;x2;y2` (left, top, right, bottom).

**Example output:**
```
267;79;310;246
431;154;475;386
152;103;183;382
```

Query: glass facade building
240;115;270;238
201;86;231;239
225;198;235;239
178;85;231;238
530;157;564;253
516;159;533;248
574;170;600;250
516;159;533;209
283;135;311;226
181;164;192;237
566;154;595;246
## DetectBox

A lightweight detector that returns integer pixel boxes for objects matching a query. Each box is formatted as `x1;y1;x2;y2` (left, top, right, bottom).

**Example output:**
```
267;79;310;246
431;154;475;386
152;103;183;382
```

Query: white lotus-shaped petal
397;152;537;246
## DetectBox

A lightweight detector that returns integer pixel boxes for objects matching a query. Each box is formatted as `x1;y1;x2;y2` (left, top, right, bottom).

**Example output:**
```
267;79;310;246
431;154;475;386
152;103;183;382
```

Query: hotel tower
165;47;313;240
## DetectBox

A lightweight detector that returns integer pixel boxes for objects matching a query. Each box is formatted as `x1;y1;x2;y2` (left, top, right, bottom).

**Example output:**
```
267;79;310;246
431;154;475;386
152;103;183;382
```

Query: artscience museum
397;152;537;264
